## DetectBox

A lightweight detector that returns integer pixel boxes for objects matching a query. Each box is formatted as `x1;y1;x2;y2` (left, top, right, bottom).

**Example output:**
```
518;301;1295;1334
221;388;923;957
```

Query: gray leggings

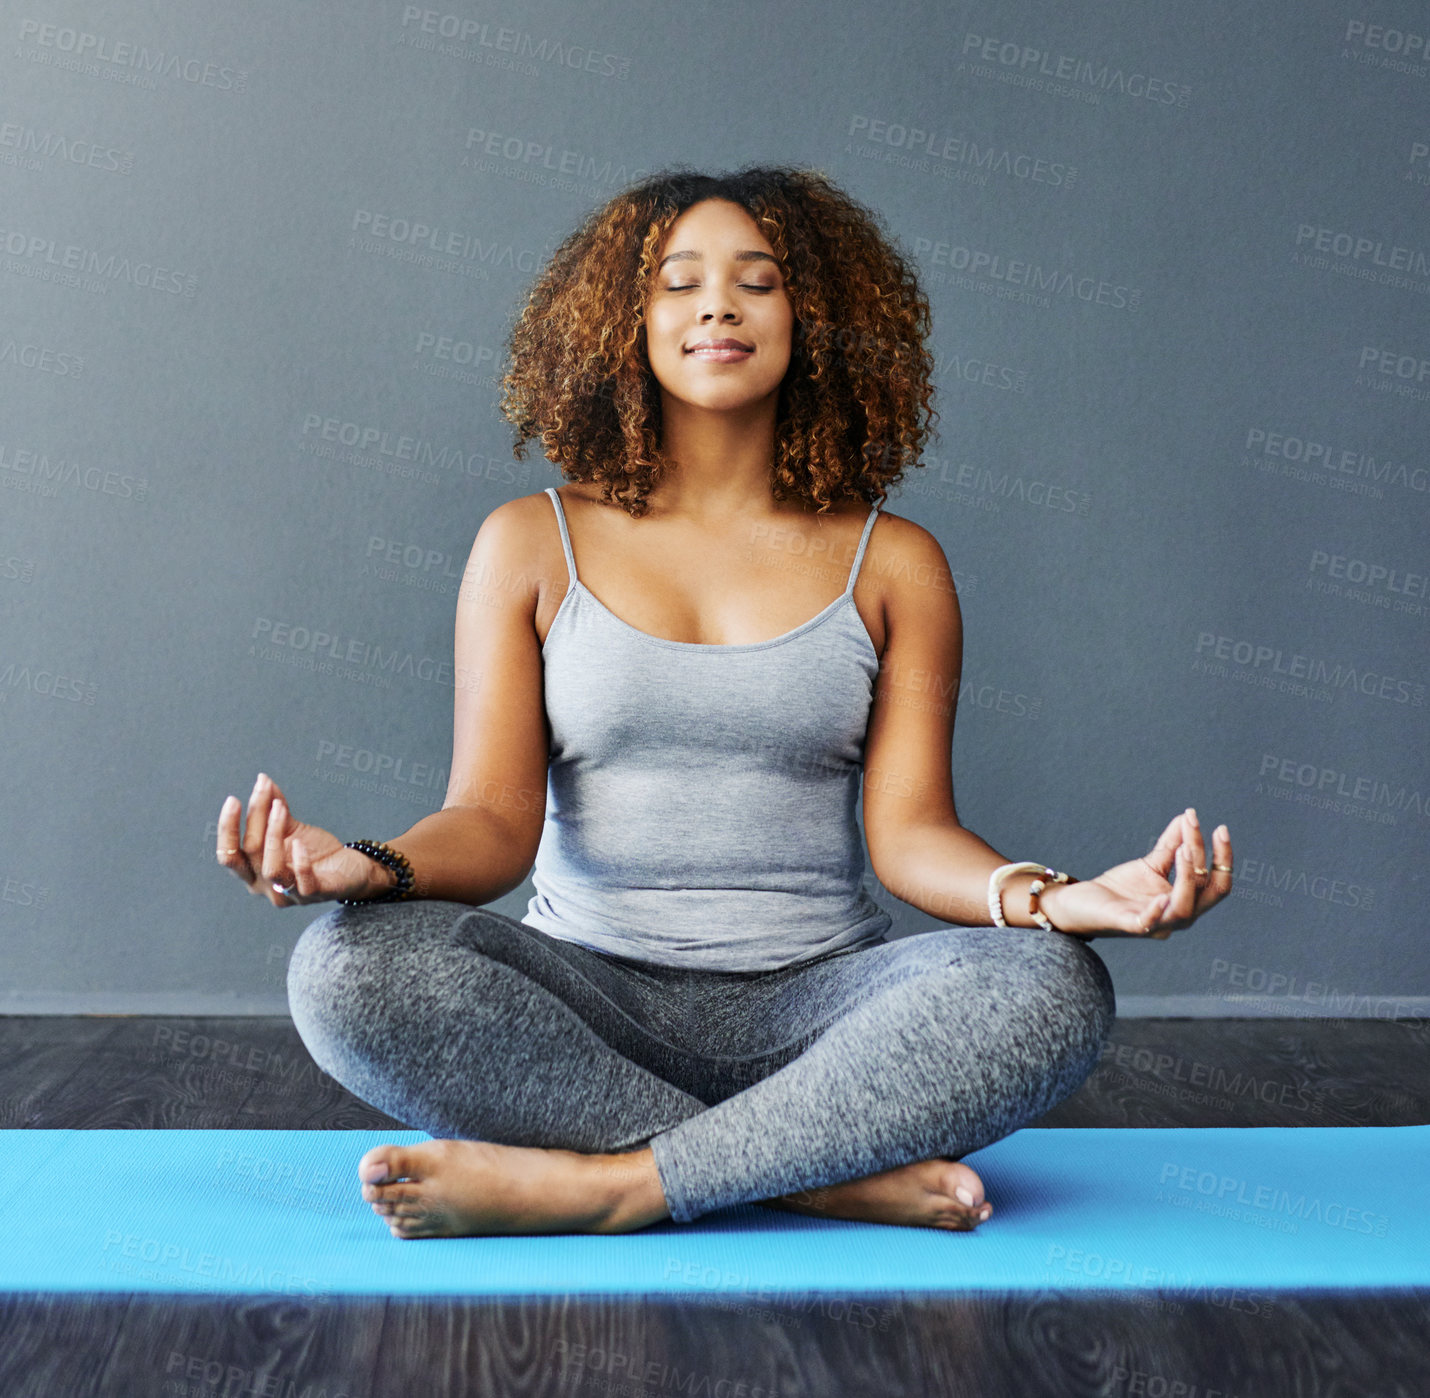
286;901;1116;1224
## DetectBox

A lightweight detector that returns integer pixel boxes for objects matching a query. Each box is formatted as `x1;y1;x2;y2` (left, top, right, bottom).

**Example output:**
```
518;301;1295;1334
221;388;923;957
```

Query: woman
217;166;1233;1240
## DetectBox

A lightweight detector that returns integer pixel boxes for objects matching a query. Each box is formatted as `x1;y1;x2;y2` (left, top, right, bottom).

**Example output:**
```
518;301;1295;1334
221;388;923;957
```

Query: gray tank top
520;487;893;971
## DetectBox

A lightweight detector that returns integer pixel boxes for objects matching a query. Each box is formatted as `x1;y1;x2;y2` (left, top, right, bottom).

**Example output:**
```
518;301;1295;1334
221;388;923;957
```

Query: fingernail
222;795;236;810
1188;808;1199;825
1216;824;1228;839
955;1186;974;1206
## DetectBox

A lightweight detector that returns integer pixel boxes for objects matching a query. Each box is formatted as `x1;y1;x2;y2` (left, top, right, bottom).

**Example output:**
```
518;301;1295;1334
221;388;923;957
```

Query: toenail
955;1186;974;1206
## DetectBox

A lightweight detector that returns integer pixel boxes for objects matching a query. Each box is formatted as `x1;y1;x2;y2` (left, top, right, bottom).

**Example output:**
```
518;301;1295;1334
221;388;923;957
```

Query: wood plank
0;1019;125;1129
10;1016;1430;1130
901;1289;1430;1398
2;1290;1426;1398
1033;1017;1430;1128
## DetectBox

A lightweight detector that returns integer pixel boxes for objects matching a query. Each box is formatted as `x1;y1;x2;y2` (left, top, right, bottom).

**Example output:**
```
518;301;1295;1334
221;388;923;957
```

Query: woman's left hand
1037;809;1233;940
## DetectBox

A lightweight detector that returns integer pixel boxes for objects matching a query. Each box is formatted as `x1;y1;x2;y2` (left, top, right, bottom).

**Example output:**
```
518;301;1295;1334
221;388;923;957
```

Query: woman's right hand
216;772;392;908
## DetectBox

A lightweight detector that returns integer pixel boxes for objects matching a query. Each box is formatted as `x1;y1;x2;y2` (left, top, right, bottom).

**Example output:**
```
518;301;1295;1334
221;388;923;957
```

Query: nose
696;280;741;323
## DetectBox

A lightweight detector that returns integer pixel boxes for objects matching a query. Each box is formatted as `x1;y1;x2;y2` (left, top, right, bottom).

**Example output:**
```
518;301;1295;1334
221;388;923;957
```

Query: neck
645;392;783;524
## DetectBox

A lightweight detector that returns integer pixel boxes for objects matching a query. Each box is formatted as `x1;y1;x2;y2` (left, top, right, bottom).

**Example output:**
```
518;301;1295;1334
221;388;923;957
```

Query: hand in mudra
216;772;383;907
1040;809;1233;940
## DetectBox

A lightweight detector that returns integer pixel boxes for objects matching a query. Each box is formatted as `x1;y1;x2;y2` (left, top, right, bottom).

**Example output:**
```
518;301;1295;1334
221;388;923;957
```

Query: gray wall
2;1;1425;1017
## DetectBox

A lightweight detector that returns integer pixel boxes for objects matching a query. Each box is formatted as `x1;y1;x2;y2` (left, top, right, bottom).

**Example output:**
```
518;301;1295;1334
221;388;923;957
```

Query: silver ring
272;881;297;898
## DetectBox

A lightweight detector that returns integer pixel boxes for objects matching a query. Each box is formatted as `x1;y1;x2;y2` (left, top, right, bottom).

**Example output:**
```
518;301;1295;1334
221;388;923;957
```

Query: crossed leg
286;902;1115;1236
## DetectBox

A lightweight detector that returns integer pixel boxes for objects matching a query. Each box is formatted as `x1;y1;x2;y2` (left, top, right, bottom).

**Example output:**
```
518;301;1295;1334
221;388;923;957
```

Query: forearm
360;805;533;907
875;820;1081;933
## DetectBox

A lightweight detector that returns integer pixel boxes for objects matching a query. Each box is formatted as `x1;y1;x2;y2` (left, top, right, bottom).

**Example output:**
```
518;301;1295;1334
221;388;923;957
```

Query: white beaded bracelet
1027;869;1074;930
987;861;1074;929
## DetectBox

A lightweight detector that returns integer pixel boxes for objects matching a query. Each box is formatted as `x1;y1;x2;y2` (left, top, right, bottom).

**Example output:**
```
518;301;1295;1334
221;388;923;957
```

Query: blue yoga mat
8;1127;1425;1299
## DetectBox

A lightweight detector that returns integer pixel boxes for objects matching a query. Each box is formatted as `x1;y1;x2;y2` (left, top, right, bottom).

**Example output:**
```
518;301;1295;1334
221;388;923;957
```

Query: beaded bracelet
1027;869;1075;931
988;861;1076;929
338;839;416;905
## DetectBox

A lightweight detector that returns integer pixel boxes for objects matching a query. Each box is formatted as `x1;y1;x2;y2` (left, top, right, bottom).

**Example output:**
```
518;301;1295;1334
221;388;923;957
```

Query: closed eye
666;285;774;292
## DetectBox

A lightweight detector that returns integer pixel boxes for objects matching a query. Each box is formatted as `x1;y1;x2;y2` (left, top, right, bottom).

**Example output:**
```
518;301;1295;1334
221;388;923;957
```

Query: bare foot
357;1139;668;1239
758;1156;993;1230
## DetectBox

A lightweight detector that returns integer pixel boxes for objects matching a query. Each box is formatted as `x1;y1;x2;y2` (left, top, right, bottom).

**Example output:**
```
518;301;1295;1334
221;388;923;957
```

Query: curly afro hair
497;164;940;518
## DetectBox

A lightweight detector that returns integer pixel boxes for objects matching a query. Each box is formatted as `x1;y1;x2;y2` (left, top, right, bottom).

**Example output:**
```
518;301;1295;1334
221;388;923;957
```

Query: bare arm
220;497;551;910
872;819;1068;933
360;496;551;906
860;518;1057;929
363;805;535;906
862;517;1233;940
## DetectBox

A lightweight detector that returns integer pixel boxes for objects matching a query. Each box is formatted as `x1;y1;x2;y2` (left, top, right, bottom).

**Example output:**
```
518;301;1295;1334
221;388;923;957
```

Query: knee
1026;929;1117;1053
285;903;389;1037
945;928;1114;1066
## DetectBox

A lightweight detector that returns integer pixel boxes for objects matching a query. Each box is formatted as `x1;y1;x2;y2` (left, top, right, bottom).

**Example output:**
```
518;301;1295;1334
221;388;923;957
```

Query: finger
1185;807;1207;885
1142;813;1185;878
1162;844;1199;927
1136;893;1170;935
242;772;275;873
292;837;313;901
216;796;256;884
1196;824;1234;913
264;795;291;903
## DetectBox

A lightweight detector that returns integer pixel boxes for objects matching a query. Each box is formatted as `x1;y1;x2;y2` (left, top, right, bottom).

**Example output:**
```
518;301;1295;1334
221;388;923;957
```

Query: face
643;198;794;414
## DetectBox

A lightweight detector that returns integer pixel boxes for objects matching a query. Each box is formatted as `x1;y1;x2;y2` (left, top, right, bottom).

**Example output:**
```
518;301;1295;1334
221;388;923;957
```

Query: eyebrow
657;249;780;271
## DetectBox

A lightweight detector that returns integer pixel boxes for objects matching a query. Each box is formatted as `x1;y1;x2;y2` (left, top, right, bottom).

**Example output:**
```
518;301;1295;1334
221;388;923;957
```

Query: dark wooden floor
3;1014;1428;1397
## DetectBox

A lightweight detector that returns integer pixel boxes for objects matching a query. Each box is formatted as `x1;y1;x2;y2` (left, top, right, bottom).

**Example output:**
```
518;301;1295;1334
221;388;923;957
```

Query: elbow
866;817;963;910
865;841;906;903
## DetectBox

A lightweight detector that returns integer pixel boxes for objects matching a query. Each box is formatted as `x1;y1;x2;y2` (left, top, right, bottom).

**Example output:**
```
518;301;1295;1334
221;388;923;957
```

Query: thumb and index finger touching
216;772;324;907
1145;808;1236;928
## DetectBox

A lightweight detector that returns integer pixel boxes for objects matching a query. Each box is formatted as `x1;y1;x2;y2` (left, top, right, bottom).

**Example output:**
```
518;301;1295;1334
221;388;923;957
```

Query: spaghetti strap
545;487;578;596
844;505;880;596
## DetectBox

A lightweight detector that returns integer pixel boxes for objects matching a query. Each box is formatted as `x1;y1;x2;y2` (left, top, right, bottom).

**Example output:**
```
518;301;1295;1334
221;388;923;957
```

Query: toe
938;1161;985;1210
363;1179;403;1203
933;1197;992;1231
933;1161;993;1227
359;1144;414;1187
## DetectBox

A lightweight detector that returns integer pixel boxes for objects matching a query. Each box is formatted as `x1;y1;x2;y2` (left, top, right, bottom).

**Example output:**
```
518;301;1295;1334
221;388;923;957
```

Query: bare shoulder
868;507;951;564
462;490;567;609
865;508;960;616
480;487;560;543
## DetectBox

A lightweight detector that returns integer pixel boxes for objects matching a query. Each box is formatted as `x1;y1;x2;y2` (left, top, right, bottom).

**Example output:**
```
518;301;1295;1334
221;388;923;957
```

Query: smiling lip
687;339;754;361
